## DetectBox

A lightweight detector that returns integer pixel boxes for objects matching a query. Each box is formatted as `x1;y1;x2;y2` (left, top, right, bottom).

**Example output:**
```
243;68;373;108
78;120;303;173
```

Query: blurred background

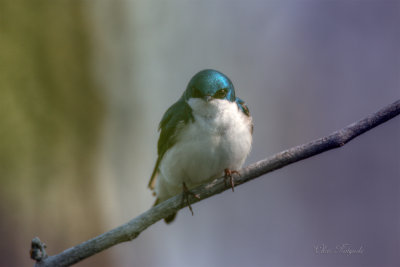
0;0;399;266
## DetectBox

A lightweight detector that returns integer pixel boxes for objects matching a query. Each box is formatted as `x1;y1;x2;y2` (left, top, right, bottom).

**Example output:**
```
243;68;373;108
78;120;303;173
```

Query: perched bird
149;69;253;223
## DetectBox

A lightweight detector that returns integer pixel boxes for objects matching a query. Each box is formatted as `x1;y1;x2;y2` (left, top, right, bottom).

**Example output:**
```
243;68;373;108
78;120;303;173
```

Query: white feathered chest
155;98;252;201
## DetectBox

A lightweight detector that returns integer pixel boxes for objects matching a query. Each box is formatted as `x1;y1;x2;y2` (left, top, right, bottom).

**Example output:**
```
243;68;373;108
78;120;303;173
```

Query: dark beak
204;95;212;102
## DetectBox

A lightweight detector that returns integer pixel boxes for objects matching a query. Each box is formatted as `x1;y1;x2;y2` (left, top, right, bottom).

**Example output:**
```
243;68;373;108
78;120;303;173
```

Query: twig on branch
31;99;400;267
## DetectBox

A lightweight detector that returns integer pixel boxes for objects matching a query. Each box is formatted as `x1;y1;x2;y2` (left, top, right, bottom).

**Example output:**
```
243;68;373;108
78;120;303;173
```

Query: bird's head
183;69;235;103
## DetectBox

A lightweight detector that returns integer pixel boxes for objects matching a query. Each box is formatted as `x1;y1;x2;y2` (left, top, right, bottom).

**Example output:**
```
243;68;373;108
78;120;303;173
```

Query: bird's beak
204;95;212;102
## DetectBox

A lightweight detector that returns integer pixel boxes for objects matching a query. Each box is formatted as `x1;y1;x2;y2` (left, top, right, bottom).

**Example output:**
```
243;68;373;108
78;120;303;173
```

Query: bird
148;69;253;223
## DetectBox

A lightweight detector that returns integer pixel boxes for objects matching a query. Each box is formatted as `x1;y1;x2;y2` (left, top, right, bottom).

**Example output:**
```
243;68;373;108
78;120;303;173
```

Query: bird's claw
224;168;240;192
182;182;200;216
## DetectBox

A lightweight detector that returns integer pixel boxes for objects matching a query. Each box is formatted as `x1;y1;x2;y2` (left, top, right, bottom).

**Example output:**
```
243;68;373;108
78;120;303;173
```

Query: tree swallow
149;69;253;223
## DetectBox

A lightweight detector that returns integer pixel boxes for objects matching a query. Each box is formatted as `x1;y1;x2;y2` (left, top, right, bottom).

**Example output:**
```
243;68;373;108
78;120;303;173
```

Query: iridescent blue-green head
183;69;236;102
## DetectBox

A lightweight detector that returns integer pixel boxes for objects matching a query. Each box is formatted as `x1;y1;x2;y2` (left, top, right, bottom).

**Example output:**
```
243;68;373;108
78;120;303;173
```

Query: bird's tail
164;213;177;224
153;198;177;224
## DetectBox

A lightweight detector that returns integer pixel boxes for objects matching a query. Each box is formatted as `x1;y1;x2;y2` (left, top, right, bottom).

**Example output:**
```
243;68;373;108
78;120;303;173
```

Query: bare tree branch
31;99;400;267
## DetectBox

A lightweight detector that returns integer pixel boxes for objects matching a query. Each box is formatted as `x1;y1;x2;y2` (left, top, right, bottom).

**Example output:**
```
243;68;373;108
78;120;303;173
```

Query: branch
31;99;400;267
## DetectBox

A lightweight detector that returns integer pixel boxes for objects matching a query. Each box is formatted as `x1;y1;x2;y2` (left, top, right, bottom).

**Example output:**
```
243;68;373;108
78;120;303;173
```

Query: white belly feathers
155;98;252;201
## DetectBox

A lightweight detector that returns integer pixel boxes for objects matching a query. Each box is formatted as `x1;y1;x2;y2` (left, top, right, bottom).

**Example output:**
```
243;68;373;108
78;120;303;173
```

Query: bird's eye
214;89;227;99
192;87;202;98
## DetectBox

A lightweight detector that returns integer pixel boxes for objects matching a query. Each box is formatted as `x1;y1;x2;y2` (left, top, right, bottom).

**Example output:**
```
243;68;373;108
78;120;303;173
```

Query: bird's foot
224;168;240;192
181;182;200;216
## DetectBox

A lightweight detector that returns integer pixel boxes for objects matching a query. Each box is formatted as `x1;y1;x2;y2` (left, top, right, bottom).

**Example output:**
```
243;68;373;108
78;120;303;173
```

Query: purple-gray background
2;1;399;267
90;1;399;266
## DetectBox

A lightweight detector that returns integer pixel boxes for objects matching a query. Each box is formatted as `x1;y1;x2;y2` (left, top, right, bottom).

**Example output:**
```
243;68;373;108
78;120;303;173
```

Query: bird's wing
236;97;253;134
235;97;250;117
148;99;194;189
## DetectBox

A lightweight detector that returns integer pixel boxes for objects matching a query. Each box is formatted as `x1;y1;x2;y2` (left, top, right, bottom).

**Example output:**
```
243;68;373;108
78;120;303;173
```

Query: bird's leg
181;182;200;216
224;168;240;192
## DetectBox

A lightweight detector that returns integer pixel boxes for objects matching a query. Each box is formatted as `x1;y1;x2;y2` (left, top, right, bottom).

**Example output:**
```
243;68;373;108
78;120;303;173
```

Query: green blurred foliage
0;1;106;266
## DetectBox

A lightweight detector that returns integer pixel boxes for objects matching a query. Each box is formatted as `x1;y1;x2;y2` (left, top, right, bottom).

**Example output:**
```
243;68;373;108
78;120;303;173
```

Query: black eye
214;89;227;99
192;87;202;98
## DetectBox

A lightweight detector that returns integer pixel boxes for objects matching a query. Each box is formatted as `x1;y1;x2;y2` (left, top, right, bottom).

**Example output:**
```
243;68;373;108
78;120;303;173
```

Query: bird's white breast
155;98;252;201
